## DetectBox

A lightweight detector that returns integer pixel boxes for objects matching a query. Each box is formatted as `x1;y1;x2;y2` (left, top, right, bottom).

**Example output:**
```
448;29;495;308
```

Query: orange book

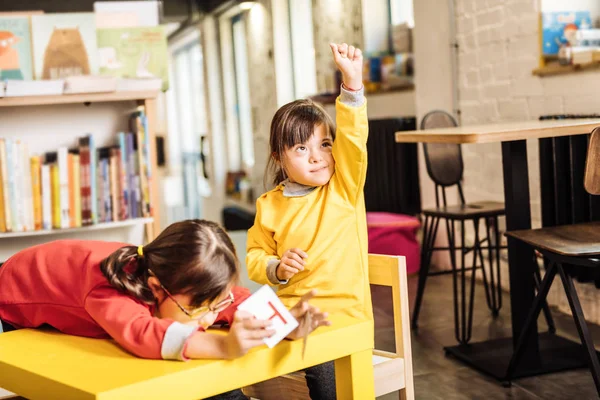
30;155;42;230
50;163;60;229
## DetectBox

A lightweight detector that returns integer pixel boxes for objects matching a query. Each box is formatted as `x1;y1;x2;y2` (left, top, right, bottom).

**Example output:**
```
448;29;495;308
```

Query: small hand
329;42;363;90
224;311;275;359
287;290;331;340
276;248;308;281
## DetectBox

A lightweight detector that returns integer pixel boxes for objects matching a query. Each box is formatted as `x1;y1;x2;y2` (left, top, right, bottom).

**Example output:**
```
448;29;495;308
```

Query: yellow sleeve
246;199;280;286
331;98;368;205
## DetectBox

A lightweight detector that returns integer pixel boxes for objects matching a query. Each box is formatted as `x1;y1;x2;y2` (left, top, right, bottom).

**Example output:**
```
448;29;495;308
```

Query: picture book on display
0;16;34;81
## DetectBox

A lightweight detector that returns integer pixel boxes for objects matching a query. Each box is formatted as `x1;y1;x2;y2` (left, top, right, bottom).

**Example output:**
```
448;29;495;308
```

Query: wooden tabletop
395;118;600;144
0;314;373;400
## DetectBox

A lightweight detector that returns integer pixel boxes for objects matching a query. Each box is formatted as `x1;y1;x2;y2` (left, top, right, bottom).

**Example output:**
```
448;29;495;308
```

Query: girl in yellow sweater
246;42;371;399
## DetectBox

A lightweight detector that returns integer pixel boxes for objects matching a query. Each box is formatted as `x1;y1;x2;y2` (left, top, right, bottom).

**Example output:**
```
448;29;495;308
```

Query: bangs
276;102;335;152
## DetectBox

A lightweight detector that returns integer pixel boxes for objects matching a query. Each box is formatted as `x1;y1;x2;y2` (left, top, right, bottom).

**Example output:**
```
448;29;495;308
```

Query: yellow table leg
334;349;375;399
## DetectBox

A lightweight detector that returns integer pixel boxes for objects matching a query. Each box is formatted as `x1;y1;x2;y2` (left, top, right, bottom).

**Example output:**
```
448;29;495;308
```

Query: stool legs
480;217;502;316
412;214;439;330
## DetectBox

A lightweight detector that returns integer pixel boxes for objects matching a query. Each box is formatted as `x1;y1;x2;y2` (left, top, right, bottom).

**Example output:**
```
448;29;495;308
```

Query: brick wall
454;0;600;321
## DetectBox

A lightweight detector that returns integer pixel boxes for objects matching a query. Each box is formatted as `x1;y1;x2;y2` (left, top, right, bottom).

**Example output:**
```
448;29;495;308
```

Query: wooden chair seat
243;254;415;400
506;221;600;257
422;201;505;220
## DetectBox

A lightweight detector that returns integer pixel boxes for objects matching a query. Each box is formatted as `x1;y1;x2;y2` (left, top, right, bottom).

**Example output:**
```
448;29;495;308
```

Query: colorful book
21;142;33;231
0;16;34;81
41;162;51;230
58;146;69;229
97;26;168;90
73;153;81;228
78;137;91;225
117;133;129;220
45;152;60;229
31;155;42;230
109;147;119;222
542;11;592;56
0;139;10;232
89;135;97;224
31;13;99;80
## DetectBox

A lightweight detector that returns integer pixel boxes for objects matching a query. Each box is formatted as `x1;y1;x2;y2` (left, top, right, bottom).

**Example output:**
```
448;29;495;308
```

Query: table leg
334;349;375;399
444;139;592;381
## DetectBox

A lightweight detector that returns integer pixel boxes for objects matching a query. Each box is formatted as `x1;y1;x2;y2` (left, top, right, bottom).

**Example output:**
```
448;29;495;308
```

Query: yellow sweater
246;98;372;320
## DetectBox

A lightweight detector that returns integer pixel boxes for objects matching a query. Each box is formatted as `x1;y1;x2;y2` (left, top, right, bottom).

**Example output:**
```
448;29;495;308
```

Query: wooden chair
504;127;600;395
242;254;415;400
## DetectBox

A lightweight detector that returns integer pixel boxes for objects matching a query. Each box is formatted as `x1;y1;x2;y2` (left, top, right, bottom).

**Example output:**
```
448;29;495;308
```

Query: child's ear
147;276;165;301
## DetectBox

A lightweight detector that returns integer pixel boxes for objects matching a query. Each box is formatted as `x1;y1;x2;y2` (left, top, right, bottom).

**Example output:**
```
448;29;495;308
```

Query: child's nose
309;151;323;163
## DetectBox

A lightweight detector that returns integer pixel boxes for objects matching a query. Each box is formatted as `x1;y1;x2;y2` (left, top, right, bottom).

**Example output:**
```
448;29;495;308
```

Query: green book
97;26;169;91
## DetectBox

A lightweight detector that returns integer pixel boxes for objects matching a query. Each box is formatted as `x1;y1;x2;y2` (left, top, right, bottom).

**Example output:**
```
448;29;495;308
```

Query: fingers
299;289;317;303
354;47;362;61
278;264;301;279
283;254;304;270
347;45;355;60
242;318;273;330
289;248;308;260
330;42;362;61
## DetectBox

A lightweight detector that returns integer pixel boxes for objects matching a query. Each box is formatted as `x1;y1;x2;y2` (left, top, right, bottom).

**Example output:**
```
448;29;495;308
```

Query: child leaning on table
246;42;372;400
0;219;329;400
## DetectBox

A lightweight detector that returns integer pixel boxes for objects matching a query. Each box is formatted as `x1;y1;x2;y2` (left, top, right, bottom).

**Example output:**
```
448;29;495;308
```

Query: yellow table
0;314;374;400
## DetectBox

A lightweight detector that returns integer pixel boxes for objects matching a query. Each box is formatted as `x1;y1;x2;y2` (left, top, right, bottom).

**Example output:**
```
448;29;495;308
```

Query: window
166;30;210;220
289;0;317;99
219;8;255;172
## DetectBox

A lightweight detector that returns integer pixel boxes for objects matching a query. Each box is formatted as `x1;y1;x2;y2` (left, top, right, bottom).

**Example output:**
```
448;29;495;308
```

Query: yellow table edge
0;315;374;399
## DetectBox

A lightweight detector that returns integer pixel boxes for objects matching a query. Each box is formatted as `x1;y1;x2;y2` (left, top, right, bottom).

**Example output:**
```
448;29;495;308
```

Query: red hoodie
0;240;249;359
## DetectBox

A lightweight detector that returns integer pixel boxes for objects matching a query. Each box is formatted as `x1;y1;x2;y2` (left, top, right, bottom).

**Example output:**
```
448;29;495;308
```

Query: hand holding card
237;285;299;348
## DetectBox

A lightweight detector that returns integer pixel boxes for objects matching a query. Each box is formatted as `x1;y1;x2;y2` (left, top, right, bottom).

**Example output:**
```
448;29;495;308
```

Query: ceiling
0;0;233;21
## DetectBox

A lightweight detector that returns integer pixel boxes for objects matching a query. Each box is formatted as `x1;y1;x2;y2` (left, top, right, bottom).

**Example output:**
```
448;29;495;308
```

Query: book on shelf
4;79;64;97
0;16;34;81
94;1;161;28
0;107;152;234
31;13;99;80
97;26;169;91
63;75;117;94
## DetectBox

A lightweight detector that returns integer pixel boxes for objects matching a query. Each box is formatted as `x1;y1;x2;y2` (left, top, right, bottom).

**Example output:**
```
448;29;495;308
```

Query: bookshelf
0;91;161;258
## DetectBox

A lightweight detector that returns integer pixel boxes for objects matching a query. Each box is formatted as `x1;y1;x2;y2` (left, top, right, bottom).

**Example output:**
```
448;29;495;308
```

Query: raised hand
329;42;363;90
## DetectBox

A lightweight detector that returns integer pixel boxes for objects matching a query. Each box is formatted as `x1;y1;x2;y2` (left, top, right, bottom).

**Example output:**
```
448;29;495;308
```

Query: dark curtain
364;118;421;216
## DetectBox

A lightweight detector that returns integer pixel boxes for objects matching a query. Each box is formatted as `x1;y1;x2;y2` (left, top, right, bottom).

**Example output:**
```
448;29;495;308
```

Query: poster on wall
0;16;34;81
31;13;99;80
542;11;592;56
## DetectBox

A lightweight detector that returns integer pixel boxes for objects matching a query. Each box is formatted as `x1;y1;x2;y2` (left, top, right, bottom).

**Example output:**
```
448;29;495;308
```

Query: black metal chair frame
413;110;555;345
506;249;600;395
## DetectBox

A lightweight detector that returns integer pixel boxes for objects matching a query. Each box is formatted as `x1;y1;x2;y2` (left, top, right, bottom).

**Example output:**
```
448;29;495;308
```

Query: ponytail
100;245;154;304
100;219;240;307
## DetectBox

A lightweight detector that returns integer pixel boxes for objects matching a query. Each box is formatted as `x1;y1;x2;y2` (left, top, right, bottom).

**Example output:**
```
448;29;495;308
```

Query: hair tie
137;246;144;258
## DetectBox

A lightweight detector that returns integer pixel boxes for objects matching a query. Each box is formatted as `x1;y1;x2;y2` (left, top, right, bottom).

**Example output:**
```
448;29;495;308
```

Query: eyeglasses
148;270;235;320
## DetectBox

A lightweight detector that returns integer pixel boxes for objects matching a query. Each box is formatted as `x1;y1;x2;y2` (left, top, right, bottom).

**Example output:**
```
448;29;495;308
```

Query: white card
237;285;299;348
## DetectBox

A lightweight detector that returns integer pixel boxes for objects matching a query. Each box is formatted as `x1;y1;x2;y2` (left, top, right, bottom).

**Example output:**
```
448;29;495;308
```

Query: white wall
451;0;600;322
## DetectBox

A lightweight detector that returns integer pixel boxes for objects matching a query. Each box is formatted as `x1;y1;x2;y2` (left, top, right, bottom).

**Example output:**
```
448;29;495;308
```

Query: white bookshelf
0;218;153;239
0;91;161;260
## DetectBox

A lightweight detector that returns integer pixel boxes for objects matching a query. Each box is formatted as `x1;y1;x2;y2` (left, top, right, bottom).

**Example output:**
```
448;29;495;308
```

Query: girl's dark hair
100;219;239;307
265;99;336;187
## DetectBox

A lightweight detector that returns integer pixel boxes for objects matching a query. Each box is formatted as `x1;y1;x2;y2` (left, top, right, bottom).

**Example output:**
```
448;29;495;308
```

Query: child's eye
322;142;332;148
296;146;307;152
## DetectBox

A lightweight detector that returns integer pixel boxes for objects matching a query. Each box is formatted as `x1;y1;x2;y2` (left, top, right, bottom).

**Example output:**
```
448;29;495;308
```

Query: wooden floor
374;273;600;400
